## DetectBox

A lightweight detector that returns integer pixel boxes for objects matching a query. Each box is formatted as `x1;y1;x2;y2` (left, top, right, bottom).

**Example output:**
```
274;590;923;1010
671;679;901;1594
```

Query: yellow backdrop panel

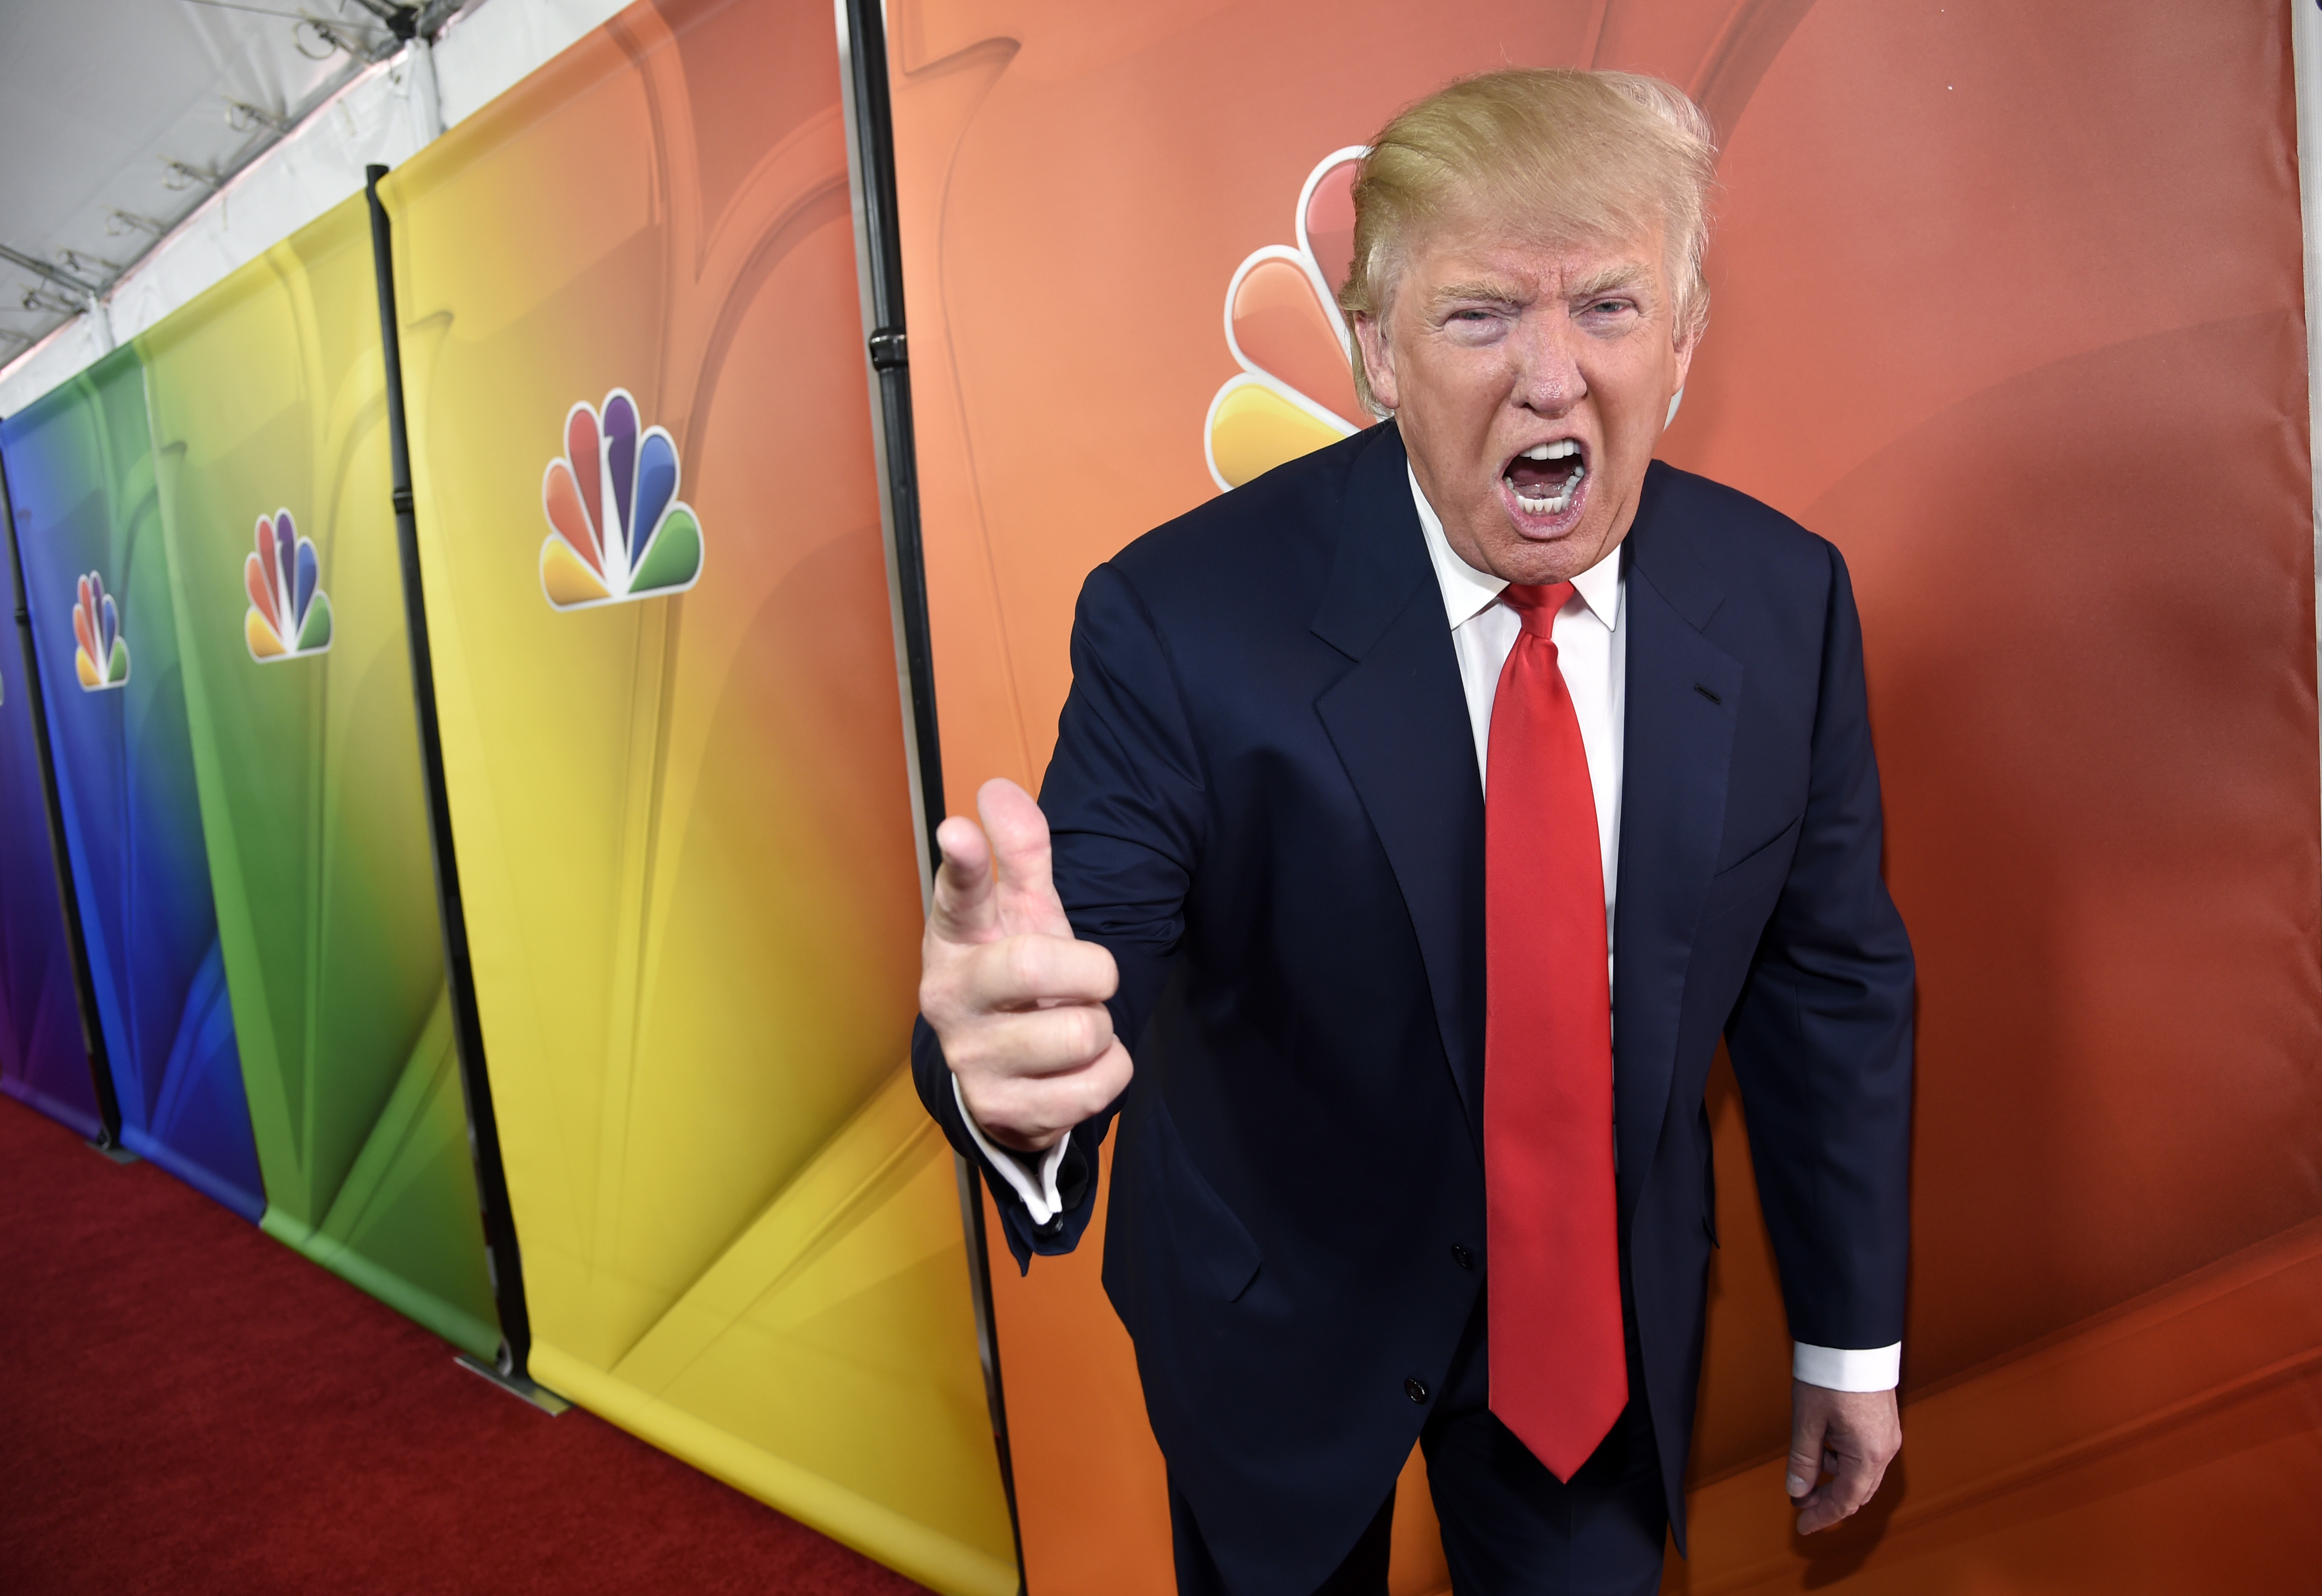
379;2;1014;1590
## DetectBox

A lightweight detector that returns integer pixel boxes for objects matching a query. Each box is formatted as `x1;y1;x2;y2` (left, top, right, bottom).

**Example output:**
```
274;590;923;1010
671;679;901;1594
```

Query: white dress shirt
961;467;1899;1393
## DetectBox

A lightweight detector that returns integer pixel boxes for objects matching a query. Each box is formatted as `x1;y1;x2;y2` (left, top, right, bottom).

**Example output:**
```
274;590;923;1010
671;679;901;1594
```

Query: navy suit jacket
913;421;1913;1593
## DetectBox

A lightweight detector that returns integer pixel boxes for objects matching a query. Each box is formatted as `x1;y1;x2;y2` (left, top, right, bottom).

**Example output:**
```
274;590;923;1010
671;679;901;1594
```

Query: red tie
1484;581;1626;1481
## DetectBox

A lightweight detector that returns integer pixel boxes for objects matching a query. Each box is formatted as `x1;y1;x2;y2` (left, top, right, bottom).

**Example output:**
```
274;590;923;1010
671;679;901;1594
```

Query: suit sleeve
1723;543;1915;1355
912;560;1205;1270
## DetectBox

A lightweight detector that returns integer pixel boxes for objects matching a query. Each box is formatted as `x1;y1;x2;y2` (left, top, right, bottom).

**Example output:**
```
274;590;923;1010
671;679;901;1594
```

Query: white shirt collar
1409;463;1621;632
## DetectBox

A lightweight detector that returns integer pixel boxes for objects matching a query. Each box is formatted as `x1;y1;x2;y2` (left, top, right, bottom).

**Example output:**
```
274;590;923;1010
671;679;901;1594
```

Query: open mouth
1503;439;1587;519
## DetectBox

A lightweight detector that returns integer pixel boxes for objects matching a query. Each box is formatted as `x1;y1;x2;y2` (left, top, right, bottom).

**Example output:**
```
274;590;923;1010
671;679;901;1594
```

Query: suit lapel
1613;465;1741;1218
1312;427;1488;1146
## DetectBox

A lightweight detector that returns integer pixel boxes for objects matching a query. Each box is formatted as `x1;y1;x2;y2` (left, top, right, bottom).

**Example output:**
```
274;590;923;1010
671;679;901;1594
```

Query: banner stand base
86;1138;138;1165
454;1352;570;1415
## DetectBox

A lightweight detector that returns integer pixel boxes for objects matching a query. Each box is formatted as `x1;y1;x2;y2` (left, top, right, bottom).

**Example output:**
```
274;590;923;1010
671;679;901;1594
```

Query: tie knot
1502;581;1574;639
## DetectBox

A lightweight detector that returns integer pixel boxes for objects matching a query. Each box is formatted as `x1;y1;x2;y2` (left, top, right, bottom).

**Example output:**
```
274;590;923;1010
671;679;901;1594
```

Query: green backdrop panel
138;194;498;1359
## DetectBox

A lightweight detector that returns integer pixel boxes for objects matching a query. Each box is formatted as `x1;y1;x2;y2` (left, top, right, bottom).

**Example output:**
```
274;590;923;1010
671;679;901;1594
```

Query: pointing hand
919;778;1132;1152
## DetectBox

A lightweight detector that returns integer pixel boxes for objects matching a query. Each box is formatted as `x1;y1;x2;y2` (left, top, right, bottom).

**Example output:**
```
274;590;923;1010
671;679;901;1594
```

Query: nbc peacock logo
243;509;333;662
71;573;129;691
538;389;704;610
1205;148;1372;491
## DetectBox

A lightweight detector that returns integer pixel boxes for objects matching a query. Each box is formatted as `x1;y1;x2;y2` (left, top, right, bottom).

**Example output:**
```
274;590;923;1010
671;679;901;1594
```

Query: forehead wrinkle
1416;256;1659;325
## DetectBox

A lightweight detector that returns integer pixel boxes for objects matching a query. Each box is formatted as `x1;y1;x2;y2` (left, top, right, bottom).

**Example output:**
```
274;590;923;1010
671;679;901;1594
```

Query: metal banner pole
0;438;129;1155
835;2;1024;1586
363;164;560;1412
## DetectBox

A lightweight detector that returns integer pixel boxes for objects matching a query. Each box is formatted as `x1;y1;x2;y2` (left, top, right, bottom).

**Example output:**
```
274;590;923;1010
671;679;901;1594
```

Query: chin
1486;510;1620;585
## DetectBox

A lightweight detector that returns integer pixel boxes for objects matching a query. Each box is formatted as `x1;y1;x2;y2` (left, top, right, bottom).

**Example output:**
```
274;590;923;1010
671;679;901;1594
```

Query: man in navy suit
915;68;1912;1596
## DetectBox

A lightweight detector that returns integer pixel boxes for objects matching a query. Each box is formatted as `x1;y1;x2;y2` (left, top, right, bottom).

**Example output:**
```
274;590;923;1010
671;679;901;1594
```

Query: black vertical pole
844;0;945;859
363;165;536;1384
0;440;126;1148
838;2;1023;1585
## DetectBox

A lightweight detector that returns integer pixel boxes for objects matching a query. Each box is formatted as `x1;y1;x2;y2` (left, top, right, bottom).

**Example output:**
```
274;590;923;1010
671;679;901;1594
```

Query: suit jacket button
1405;1377;1429;1403
1451;1244;1474;1270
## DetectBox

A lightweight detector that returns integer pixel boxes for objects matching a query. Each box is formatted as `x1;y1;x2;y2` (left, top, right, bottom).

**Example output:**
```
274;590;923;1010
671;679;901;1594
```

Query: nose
1508;309;1584;417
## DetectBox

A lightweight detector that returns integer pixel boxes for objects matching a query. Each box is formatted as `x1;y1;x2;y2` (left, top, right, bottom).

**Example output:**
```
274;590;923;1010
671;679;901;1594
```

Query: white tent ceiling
0;1;447;357
0;0;626;415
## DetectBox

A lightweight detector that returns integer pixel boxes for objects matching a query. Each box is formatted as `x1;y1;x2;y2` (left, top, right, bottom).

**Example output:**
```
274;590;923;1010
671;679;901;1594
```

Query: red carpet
0;1096;932;1594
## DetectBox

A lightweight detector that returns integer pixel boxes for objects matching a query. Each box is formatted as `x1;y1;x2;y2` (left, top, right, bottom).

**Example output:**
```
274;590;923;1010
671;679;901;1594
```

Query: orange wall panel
891;2;2322;1588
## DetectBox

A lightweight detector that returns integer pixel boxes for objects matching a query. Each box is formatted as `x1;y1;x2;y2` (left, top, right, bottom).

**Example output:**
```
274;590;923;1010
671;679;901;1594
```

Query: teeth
1511;463;1585;517
1522;440;1579;461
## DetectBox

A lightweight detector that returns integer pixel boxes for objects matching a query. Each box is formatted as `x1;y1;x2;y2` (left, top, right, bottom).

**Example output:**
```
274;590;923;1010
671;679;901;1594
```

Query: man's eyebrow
1568;263;1653;300
1429;280;1527;308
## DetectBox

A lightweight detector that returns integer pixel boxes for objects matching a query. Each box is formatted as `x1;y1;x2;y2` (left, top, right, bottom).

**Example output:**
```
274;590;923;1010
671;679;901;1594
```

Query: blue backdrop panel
0;499;99;1140
0;348;262;1216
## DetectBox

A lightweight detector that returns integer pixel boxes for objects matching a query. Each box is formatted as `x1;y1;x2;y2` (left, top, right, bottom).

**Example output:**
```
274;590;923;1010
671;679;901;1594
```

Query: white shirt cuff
1792;1340;1901;1392
952;1075;1069;1225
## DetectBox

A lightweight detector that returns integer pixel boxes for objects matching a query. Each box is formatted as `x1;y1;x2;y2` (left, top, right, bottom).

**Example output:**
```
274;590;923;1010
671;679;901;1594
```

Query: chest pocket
1698;812;1802;929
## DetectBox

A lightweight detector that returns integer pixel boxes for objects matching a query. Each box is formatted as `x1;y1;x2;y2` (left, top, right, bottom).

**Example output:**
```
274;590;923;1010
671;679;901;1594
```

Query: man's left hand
1786;1380;1900;1534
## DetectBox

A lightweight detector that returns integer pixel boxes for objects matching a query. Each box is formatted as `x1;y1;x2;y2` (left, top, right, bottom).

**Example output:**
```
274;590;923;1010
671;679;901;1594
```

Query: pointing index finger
978;776;1071;939
930;814;998;945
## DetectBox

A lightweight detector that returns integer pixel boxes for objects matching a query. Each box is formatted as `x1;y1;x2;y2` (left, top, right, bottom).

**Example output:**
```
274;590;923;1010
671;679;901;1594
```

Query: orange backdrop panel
891;1;2322;1590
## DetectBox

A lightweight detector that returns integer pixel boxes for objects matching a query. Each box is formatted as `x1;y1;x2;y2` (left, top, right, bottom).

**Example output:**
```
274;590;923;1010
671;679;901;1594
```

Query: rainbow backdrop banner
138;191;499;1359
377;2;1012;1590
0;347;263;1216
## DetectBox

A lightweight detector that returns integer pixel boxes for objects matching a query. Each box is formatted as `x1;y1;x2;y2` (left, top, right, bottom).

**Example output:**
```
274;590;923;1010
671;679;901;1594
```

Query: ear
1671;332;1696;395
1353;312;1400;412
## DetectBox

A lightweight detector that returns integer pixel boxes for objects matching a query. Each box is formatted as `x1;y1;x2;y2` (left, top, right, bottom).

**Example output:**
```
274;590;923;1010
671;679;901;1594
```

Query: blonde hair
1338;69;1719;414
